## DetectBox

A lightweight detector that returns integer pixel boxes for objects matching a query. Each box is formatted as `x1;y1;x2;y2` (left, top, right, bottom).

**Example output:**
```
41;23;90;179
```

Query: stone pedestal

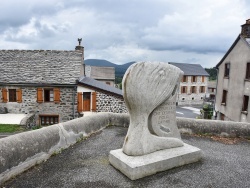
109;144;202;180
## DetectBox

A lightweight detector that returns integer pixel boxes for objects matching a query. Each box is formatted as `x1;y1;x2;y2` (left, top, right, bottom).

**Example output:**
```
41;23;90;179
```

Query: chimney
241;19;250;38
75;38;84;51
75;38;85;76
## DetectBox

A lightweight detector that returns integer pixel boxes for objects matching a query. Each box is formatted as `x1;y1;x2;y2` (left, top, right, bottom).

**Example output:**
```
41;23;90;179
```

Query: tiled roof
0;50;83;85
78;76;123;96
169;62;209;76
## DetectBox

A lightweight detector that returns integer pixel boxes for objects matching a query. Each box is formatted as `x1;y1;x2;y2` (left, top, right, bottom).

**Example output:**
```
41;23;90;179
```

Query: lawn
0;124;25;133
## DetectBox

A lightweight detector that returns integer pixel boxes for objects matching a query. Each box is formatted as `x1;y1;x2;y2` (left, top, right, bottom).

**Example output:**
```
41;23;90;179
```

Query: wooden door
83;92;91;111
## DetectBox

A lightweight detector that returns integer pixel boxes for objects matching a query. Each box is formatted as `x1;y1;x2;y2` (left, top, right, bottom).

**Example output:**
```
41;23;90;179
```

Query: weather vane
78;38;82;46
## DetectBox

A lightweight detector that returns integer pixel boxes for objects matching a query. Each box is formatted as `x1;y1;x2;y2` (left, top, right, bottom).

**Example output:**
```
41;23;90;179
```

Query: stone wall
0;86;78;125
96;92;127;113
177;76;208;105
20;114;36;128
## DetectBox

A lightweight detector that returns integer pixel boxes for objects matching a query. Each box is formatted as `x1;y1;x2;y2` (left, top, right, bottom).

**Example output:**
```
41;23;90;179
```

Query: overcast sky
0;0;249;67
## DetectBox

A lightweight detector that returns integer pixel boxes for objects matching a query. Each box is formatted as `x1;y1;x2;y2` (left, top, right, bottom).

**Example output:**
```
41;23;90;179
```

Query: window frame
182;76;187;82
245;63;250;80
200;86;205;93
191;86;196;94
221;90;227;105
8;89;17;102
242;95;249;113
44;88;54;102
181;86;187;94
224;63;230;78
191;76;197;83
40;115;59;126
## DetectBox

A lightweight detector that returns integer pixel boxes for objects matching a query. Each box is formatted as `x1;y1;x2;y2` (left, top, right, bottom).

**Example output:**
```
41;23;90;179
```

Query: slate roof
216;35;250;68
169;62;209;76
0;50;83;85
78;76;123;96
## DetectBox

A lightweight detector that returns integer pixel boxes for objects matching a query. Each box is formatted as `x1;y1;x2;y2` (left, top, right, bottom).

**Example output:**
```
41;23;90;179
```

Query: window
40;115;59;125
220;113;225;120
181;86;187;93
182;76;187;82
2;88;22;103
191;86;196;93
246;63;250;80
44;89;54;102
221;90;227;105
106;82;111;85
202;76;205;83
191;76;197;82
8;89;16;102
200;86;205;93
224;63;230;77
37;88;60;103
242;95;249;112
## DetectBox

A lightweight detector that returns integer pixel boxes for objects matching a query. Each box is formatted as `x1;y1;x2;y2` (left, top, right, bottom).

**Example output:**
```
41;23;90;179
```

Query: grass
0;124;25;133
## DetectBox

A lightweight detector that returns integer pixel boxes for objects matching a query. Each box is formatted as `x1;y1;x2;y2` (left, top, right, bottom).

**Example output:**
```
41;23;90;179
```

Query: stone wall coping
1;114;250;185
177;117;250;138
0;113;129;185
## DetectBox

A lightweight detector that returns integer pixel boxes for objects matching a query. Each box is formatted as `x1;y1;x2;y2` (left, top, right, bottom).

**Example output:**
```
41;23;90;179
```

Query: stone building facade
169;62;209;106
85;65;115;86
96;92;127;113
215;19;250;122
0;48;83;126
0;86;77;124
77;76;127;116
0;44;128;126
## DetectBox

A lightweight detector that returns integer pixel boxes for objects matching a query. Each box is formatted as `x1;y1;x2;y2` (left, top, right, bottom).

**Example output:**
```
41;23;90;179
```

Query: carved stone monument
109;62;202;180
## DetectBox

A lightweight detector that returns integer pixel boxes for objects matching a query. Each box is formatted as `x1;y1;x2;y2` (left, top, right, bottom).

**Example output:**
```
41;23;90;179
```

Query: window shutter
202;76;205;83
91;92;96;112
17;89;22;103
37;88;43;103
54;88;60;103
2;88;8;103
77;92;83;112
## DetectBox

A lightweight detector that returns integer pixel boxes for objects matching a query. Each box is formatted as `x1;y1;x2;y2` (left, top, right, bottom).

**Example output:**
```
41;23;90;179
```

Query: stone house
215;19;250;122
169;62;209;106
0;44;127;126
77;76;127;116
85;65;115;86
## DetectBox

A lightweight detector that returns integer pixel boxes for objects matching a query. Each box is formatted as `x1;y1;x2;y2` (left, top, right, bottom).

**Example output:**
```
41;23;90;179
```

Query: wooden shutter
202;76;205;83
2;88;8;103
37;88;43;103
54;88;60;103
78;92;83;112
91;92;96;112
17;89;22;103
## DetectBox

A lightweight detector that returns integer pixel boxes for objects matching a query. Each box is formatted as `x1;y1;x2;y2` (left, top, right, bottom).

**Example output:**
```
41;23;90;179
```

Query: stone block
109;143;202;180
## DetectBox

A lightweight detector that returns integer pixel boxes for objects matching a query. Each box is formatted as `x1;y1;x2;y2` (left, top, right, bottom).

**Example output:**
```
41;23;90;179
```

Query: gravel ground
3;126;250;188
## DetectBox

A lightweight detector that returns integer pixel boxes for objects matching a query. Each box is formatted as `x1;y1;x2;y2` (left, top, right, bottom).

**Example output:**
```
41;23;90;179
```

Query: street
176;105;202;118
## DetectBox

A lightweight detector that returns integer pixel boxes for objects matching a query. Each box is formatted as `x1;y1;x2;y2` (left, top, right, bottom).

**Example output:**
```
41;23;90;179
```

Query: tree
205;67;217;80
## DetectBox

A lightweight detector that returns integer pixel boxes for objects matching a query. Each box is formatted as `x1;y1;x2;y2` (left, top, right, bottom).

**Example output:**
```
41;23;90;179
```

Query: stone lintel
109;143;202;180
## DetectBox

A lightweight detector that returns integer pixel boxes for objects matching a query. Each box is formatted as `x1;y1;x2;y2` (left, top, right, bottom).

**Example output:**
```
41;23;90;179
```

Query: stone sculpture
122;62;183;156
109;62;202;180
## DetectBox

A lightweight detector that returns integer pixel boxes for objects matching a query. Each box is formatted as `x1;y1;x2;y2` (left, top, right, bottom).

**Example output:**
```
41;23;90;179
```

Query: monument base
109;143;202;180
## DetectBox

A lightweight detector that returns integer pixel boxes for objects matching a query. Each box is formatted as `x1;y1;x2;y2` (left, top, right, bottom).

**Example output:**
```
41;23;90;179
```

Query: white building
169;62;209;106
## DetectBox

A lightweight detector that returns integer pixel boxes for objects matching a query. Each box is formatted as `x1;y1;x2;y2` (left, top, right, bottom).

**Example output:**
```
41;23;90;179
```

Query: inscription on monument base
149;94;181;139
